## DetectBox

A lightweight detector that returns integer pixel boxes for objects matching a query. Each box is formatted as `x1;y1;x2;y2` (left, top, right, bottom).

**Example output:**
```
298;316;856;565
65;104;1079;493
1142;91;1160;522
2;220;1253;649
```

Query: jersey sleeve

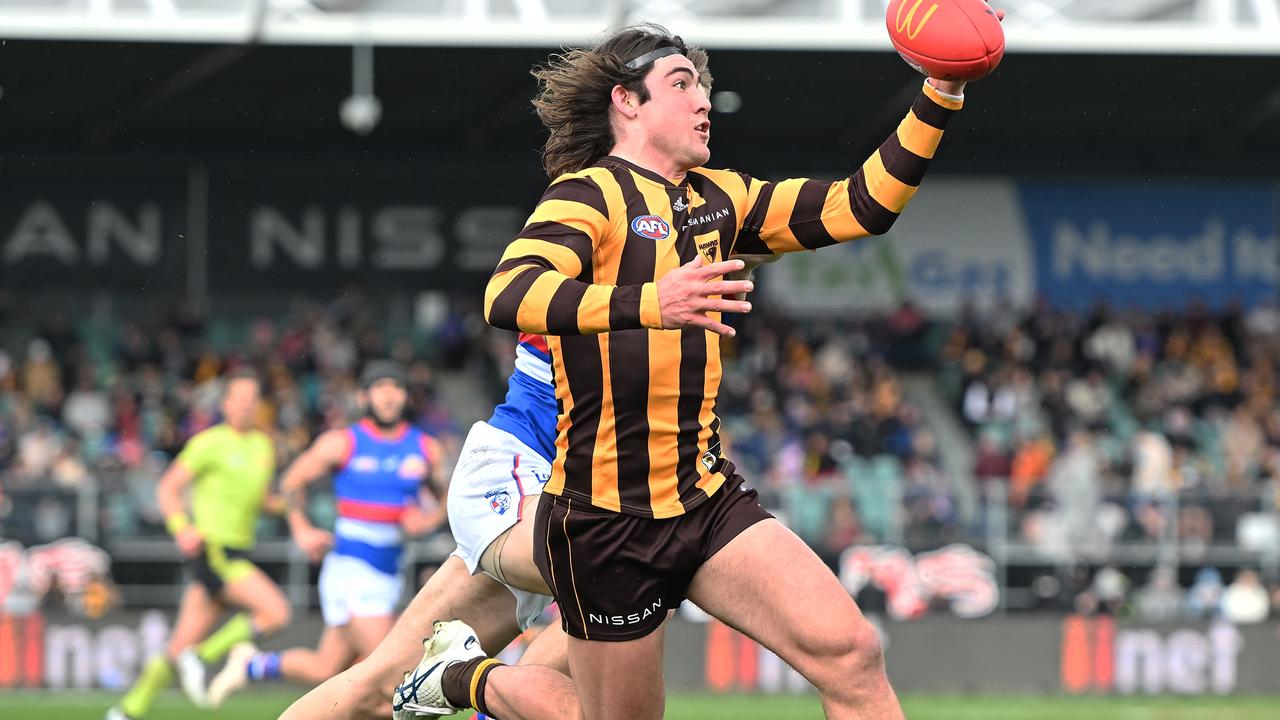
175;430;212;476
484;172;663;335
730;81;963;257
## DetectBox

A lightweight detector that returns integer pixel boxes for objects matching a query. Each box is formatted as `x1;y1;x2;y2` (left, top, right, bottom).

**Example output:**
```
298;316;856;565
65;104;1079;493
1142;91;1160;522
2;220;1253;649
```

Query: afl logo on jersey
630;215;671;240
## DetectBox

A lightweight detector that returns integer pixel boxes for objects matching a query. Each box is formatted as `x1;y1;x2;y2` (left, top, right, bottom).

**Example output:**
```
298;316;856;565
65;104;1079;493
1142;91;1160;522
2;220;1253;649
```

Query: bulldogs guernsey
332;419;440;575
487;333;557;464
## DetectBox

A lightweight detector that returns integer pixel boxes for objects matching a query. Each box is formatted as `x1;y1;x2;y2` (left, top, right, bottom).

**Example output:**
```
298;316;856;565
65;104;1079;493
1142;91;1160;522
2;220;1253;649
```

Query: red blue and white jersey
487;333;556;464
332;419;439;574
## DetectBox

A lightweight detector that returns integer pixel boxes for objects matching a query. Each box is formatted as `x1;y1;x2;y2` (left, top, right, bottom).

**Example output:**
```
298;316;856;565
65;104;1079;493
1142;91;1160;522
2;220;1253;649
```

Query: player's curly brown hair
531;24;712;179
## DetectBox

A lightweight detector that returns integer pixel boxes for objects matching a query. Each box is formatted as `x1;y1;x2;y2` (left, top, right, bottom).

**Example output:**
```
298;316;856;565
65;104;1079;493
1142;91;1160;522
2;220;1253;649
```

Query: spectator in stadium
1186;567;1226;619
1221;569;1270;624
1134;564;1183;623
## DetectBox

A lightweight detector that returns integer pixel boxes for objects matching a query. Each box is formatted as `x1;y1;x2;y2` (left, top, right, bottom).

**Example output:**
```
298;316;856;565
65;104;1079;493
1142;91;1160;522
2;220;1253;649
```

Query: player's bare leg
492;496;552;594
687;518;903;720
561;628;666;720
220;565;293;636
344;613;397;661
278;555;523;720
470;622;576;720
111;583;222;719
279;626;359;685
166;583;223;659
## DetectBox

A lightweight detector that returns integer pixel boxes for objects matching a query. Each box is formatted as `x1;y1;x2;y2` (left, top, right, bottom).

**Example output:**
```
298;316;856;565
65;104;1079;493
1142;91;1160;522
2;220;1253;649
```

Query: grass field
5;691;1280;720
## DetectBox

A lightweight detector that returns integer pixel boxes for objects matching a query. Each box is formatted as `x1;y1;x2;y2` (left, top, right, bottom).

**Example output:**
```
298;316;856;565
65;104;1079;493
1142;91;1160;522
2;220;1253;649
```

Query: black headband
624;46;681;70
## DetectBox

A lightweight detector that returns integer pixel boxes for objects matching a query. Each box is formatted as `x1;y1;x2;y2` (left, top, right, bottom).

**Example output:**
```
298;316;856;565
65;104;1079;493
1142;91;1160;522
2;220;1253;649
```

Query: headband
624;46;681;70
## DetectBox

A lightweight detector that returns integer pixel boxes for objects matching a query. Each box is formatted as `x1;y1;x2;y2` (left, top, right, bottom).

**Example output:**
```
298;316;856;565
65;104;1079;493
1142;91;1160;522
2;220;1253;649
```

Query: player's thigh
566;624;667;720
516;622;570;674
221;562;290;625
312;624;359;671
362;556;523;695
687;518;872;670
166;581;223;657
343;613;396;661
498;494;553;595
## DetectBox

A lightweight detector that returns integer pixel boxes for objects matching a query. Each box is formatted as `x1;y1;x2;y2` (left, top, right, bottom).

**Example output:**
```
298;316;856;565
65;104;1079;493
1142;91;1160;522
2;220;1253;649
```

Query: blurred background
2;0;1280;714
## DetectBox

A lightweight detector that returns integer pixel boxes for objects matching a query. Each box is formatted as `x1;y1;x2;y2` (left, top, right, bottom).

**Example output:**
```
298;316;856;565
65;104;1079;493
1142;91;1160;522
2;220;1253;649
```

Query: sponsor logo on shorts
531;470;551;486
588;598;664;627
485;488;512;515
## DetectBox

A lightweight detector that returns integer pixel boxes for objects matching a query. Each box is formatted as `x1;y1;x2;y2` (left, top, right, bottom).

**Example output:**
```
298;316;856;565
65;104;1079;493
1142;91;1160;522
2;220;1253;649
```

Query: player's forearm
156;469;189;529
840;80;963;238
281;476;315;532
484;265;662;335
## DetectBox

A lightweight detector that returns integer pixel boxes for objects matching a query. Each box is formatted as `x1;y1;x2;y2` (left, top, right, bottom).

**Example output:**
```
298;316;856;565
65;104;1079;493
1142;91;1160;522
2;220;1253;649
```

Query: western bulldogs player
279;336;566;720
209;361;444;706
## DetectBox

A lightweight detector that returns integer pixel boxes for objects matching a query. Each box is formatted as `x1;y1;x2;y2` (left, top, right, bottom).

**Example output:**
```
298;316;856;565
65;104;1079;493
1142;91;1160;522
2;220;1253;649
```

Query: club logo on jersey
398;455;428;479
697;237;720;264
631;215;671;240
701;450;718;472
485;489;512;515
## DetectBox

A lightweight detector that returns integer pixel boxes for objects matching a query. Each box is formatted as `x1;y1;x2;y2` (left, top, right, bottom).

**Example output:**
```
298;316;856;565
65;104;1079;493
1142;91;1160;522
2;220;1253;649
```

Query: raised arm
485;174;752;337
731;79;964;258
281;429;350;562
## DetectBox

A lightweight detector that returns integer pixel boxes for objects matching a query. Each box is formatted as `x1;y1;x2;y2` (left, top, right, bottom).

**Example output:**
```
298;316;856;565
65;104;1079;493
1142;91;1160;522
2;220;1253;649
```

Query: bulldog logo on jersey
398;455;427;479
485;489;512;515
630;215;671;240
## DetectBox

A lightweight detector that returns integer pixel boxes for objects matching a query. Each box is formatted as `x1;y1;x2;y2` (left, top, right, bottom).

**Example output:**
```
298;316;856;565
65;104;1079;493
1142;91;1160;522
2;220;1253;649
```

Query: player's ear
610;84;639;119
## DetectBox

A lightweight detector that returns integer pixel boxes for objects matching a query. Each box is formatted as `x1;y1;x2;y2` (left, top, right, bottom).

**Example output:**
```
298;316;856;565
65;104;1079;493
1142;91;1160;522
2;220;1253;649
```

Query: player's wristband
165;514;191;536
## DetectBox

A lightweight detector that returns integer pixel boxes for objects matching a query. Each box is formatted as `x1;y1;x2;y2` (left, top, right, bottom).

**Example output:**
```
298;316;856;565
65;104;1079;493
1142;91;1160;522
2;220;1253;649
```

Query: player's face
366;379;408;424
221;378;260;430
639;54;712;170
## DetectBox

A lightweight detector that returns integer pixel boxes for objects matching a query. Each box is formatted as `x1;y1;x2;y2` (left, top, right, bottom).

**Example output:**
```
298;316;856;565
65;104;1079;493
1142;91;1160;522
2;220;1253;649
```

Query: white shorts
448;421;554;629
318;552;402;627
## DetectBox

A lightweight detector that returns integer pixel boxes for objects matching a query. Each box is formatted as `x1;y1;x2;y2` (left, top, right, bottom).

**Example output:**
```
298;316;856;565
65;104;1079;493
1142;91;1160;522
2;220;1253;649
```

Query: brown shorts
533;465;772;641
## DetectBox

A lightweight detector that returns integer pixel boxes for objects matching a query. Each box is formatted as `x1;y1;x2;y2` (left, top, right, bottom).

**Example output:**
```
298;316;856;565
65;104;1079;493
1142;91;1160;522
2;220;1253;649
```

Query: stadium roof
2;0;1279;54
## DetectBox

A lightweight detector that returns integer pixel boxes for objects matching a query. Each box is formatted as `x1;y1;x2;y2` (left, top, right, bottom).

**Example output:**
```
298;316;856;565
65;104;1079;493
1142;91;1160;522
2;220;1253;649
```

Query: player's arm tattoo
284;486;307;516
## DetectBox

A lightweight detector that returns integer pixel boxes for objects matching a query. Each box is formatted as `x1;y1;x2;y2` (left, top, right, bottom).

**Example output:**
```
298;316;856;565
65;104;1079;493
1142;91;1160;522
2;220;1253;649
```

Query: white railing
0;0;1278;53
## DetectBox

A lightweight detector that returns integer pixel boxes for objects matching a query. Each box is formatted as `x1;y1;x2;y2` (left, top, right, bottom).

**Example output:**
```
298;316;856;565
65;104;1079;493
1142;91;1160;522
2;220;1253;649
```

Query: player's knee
799;615;885;687
254;598;292;635
352;673;396;720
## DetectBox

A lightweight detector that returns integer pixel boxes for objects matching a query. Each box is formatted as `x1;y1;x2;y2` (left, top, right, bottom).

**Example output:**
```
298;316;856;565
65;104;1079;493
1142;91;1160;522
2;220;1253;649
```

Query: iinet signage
1061;616;1243;695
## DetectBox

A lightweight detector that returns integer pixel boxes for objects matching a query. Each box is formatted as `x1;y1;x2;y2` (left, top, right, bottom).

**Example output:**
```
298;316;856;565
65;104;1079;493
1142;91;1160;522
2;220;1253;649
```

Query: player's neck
360;417;406;440
608;143;686;186
224;421;253;434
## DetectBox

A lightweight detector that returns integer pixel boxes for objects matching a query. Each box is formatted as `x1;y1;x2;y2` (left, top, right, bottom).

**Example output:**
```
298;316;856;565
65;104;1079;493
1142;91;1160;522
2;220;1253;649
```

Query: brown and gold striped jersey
485;81;963;518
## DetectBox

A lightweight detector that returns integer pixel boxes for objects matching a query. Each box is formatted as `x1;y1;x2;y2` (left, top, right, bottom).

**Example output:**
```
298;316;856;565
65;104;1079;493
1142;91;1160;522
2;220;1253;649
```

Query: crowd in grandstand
3;289;1280;618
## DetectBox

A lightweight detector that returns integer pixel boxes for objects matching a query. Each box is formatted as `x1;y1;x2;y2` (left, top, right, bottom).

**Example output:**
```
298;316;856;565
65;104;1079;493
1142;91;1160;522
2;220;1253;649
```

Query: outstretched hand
656;256;754;336
927;2;1005;96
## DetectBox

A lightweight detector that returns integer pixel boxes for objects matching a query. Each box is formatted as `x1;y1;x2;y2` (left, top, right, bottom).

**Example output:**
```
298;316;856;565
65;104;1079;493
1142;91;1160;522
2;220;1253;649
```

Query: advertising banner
0;175;187;290
762;179;1036;316
1022;182;1279;311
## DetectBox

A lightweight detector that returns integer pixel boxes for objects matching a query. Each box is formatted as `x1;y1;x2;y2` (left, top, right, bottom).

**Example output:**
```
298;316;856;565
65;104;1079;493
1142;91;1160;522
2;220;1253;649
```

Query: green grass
6;691;1280;719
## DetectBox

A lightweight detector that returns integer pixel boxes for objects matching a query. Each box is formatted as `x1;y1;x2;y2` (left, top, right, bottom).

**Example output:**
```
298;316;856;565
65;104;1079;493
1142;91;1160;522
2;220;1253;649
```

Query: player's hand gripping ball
887;0;1005;82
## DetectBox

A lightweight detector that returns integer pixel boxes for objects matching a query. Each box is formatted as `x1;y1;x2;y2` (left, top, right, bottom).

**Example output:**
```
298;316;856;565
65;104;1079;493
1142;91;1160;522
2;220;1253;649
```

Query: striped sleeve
732;80;963;257
485;172;663;335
